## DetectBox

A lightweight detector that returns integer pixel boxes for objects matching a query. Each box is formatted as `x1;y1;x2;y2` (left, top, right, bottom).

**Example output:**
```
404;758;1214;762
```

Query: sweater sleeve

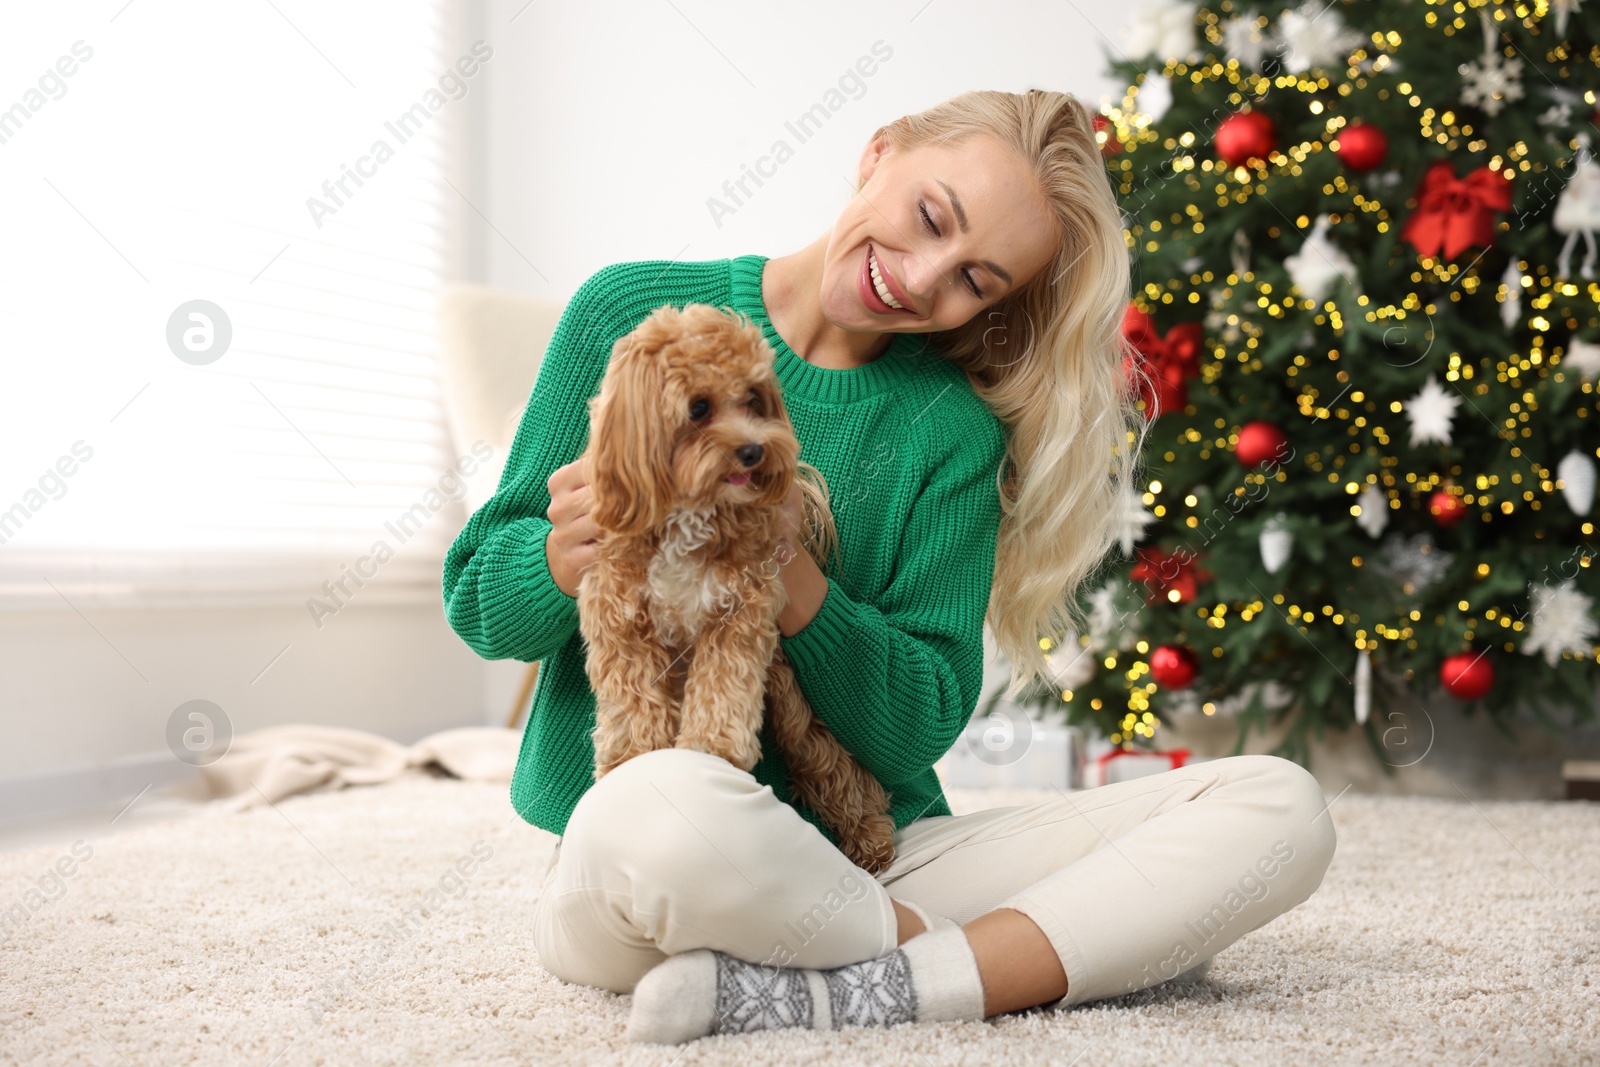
441;265;634;662
777;405;1007;788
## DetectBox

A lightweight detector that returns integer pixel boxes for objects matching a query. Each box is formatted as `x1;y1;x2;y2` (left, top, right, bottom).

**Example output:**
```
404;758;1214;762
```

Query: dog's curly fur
575;302;896;874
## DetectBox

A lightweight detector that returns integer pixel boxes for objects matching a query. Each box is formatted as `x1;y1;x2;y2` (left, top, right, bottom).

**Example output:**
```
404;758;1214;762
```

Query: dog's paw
725;738;761;773
844;815;896;875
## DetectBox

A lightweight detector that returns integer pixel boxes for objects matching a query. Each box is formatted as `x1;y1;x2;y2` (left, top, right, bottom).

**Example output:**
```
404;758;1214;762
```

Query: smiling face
819;130;1061;334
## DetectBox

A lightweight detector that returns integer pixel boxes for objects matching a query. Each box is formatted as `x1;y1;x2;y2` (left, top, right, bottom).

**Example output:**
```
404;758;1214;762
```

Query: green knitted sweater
441;254;1007;843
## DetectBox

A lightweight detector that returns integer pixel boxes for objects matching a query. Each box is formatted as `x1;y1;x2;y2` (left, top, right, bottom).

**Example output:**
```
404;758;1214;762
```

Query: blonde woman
442;89;1336;1042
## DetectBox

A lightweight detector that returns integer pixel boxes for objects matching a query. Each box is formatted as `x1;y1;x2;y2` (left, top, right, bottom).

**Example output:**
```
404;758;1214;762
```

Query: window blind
0;0;475;612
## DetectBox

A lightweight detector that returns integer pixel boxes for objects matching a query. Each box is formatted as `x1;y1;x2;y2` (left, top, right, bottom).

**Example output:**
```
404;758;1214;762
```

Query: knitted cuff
899;927;986;1023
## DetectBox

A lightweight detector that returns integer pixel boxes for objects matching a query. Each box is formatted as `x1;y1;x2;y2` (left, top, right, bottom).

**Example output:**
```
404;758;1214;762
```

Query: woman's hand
775;474;827;636
545;456;600;598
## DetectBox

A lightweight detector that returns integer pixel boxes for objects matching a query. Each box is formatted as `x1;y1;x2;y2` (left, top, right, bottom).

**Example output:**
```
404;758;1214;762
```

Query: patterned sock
625;927;987;1044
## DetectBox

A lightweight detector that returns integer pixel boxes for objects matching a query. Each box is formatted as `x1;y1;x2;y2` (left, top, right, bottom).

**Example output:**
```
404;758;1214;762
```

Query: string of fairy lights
1056;0;1600;743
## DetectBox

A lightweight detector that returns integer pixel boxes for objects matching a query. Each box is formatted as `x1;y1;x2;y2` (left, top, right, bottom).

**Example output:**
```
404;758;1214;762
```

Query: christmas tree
1008;0;1600;765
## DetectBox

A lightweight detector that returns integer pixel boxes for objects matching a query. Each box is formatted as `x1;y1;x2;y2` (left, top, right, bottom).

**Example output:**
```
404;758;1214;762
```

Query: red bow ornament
1092;114;1124;155
1399;161;1512;261
1122;306;1202;421
1129;545;1213;605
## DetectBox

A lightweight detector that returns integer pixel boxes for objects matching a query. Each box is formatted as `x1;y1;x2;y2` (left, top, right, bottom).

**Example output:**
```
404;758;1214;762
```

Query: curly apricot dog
576;302;895;874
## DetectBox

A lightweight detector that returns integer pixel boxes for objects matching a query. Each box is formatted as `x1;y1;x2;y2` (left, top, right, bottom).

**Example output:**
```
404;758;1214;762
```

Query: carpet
2;775;1595;1066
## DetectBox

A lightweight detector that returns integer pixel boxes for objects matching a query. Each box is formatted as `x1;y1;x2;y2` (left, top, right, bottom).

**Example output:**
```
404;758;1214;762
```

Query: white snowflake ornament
1458;12;1524;117
1378;531;1454;593
1125;1;1200;64
1135;68;1174;123
1206;288;1242;343
1554;135;1600;279
1273;1;1363;74
1042;635;1096;690
1563;337;1600;381
1539;86;1588;128
1087;581;1139;652
1522;579;1599;668
1540;101;1574;126
1224;10;1270;68
1558;449;1596;516
1114;479;1158;557
1405;374;1461;447
1284;215;1359;305
1087;583;1117;649
1355;484;1389;539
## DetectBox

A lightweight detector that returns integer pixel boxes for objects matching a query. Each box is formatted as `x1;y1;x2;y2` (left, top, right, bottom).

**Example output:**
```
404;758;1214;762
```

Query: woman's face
820;130;1060;335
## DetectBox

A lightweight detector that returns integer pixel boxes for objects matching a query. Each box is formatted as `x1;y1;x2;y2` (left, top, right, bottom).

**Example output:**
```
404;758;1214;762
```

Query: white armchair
436;282;566;510
436;282;567;727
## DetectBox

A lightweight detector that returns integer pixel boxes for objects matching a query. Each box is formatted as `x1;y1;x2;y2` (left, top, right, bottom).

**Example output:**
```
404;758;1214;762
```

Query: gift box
1086;746;1194;788
937;715;1087;791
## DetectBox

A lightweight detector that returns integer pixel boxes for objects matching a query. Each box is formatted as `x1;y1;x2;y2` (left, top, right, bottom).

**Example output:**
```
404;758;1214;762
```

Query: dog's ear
750;371;798;511
586;329;676;536
750;370;788;428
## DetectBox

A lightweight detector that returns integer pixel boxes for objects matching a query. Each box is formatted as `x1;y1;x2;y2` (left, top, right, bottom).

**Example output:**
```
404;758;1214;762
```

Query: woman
441;89;1336;1043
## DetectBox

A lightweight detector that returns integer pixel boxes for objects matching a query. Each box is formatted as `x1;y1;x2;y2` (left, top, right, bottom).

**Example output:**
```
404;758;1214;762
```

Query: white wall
0;0;514;818
475;0;1135;294
0;603;498;809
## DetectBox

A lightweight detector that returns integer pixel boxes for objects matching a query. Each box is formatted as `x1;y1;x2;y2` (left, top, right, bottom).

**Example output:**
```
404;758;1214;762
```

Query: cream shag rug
2;776;1596;1066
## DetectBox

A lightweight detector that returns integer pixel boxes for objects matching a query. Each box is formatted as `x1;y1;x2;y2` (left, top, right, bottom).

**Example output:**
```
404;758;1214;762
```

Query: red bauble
1335;121;1388;172
1149;644;1200;689
1429;488;1468;526
1215;111;1277;167
1235;421;1289;467
1439;650;1495;701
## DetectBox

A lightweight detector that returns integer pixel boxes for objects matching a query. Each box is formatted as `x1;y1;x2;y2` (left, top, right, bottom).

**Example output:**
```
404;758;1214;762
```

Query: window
0;1;478;610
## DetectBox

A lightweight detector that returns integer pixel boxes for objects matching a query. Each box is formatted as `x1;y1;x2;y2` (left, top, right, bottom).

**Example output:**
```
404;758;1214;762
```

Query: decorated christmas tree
1008;0;1600;765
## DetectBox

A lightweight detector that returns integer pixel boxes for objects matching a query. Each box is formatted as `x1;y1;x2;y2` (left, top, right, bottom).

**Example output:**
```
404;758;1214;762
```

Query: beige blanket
170;724;522;812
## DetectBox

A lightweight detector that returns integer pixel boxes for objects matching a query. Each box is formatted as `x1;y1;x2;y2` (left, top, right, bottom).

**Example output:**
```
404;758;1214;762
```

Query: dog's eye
746;389;764;416
688;397;711;421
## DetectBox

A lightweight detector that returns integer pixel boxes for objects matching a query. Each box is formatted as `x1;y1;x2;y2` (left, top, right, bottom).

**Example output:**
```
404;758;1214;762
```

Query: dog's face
586;303;800;536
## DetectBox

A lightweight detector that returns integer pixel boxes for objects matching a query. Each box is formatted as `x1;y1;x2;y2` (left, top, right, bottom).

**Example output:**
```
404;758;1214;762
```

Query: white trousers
530;749;1337;1007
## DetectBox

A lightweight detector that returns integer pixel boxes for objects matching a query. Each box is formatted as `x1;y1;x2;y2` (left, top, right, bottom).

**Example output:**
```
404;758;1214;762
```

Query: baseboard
0;752;199;824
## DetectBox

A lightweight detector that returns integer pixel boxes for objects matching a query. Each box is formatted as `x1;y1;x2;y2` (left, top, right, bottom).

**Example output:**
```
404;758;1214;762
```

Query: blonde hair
857;89;1153;700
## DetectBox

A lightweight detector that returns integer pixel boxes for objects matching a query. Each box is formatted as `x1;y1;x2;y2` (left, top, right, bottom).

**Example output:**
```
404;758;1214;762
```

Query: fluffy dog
575;302;895;874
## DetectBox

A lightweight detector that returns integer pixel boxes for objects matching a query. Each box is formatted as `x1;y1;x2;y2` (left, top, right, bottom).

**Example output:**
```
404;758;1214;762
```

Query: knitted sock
626;927;987;1045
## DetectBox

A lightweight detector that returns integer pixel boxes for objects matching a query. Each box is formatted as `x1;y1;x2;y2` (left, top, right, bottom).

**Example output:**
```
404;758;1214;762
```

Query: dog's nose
734;443;763;468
